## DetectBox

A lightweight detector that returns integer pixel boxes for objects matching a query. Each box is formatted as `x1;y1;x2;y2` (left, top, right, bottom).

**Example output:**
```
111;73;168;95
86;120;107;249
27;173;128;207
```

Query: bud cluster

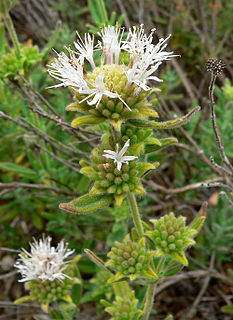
104;291;143;320
106;235;156;281
121;124;153;145
67;64;157;130
146;212;200;265
80;142;145;205
26;277;72;304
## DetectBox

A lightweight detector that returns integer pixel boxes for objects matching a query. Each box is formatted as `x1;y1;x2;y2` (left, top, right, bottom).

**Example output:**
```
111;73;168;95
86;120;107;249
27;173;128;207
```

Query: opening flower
14;236;74;282
103;139;138;171
47;24;176;129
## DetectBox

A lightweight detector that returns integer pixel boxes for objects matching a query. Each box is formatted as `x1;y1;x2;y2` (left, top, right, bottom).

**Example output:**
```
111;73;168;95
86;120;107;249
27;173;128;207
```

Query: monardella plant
15;24;206;319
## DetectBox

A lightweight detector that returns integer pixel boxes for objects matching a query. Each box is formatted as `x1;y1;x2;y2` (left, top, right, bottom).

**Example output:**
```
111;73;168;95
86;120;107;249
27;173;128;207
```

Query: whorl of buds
106;235;157;282
103;291;143;320
80;143;146;206
26;277;72;305
68;64;154;131
206;59;225;75
146;211;205;266
121;125;153;145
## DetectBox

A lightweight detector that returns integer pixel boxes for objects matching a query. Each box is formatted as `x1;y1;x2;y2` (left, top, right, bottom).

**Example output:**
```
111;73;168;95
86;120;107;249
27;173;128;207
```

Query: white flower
47;49;88;91
126;62;163;91
103;139;138;171
74;32;96;69
14;236;74;282
98;25;124;65
80;71;131;110
123;25;178;89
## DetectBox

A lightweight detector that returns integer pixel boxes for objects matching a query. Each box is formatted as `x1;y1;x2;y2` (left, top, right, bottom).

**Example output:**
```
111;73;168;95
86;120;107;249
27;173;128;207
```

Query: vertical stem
3;12;21;57
142;284;156;320
127;192;144;238
209;73;233;171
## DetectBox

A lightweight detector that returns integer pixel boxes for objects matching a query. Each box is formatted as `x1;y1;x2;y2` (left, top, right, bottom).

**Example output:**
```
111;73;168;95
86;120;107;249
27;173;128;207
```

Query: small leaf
169;251;188;266
14;296;32;304
145;137;178;153
71;115;104;127
136;162;159;176
0;162;37;179
129;106;200;129
221;304;233;314
141;267;158;279
164;264;184;277
59;194;113;214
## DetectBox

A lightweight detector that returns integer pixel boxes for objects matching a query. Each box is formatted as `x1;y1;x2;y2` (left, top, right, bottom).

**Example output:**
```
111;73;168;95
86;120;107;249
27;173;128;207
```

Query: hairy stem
209;73;233;172
127;192;144;238
142;284;156;320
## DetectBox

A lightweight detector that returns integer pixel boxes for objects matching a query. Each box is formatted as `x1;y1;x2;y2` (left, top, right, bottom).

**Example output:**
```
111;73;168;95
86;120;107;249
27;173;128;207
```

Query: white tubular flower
14;236;74;282
47;49;88;91
103;139;138;171
80;71;131;110
74;32;96;69
126;62;163;91
98;25;124;65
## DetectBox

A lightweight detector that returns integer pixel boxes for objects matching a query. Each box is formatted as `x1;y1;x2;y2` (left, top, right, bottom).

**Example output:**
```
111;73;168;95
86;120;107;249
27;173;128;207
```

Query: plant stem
142;284;156;320
127;192;144;238
3;12;21;57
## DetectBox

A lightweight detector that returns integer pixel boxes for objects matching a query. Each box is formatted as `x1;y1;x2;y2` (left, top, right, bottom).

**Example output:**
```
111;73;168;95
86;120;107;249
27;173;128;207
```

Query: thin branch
145;177;224;194
209;73;233;172
186;251;215;319
0;182;78;196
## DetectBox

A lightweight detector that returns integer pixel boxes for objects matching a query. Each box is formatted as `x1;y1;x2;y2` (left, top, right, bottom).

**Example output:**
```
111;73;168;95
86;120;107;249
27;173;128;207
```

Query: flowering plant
14;24;205;319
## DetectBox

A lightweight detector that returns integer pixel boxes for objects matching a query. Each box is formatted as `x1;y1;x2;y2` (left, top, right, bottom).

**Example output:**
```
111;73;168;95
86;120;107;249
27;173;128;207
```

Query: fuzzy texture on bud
80;138;155;206
103;290;143;320
105;235;157;282
146;212;205;266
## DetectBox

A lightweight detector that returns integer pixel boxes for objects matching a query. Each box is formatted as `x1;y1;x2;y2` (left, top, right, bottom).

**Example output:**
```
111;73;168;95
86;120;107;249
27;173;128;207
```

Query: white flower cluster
14;236;74;282
47;24;176;108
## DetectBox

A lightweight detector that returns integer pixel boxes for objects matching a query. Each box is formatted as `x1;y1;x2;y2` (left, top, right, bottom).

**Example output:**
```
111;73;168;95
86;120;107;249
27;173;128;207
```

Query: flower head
48;24;176;128
14;236;74;282
103;139;138;171
206;58;225;75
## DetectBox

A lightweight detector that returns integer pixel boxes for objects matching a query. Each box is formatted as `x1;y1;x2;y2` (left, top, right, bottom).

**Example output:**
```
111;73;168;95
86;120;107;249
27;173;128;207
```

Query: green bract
79;140;158;206
146;212;205;266
102;290;143;320
106;234;157;282
67;63;158;131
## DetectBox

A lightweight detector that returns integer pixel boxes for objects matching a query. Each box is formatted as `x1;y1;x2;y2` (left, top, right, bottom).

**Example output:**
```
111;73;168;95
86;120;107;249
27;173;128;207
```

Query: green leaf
164;264;184;277
145;137;178;153
0;162;37;179
59;194;113;214
0;22;5;58
221;304;233;314
72;282;82;307
49;309;65;319
71;115;104;127
129;106;200;129
88;0;108;26
41;21;61;62
169;251;188;266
